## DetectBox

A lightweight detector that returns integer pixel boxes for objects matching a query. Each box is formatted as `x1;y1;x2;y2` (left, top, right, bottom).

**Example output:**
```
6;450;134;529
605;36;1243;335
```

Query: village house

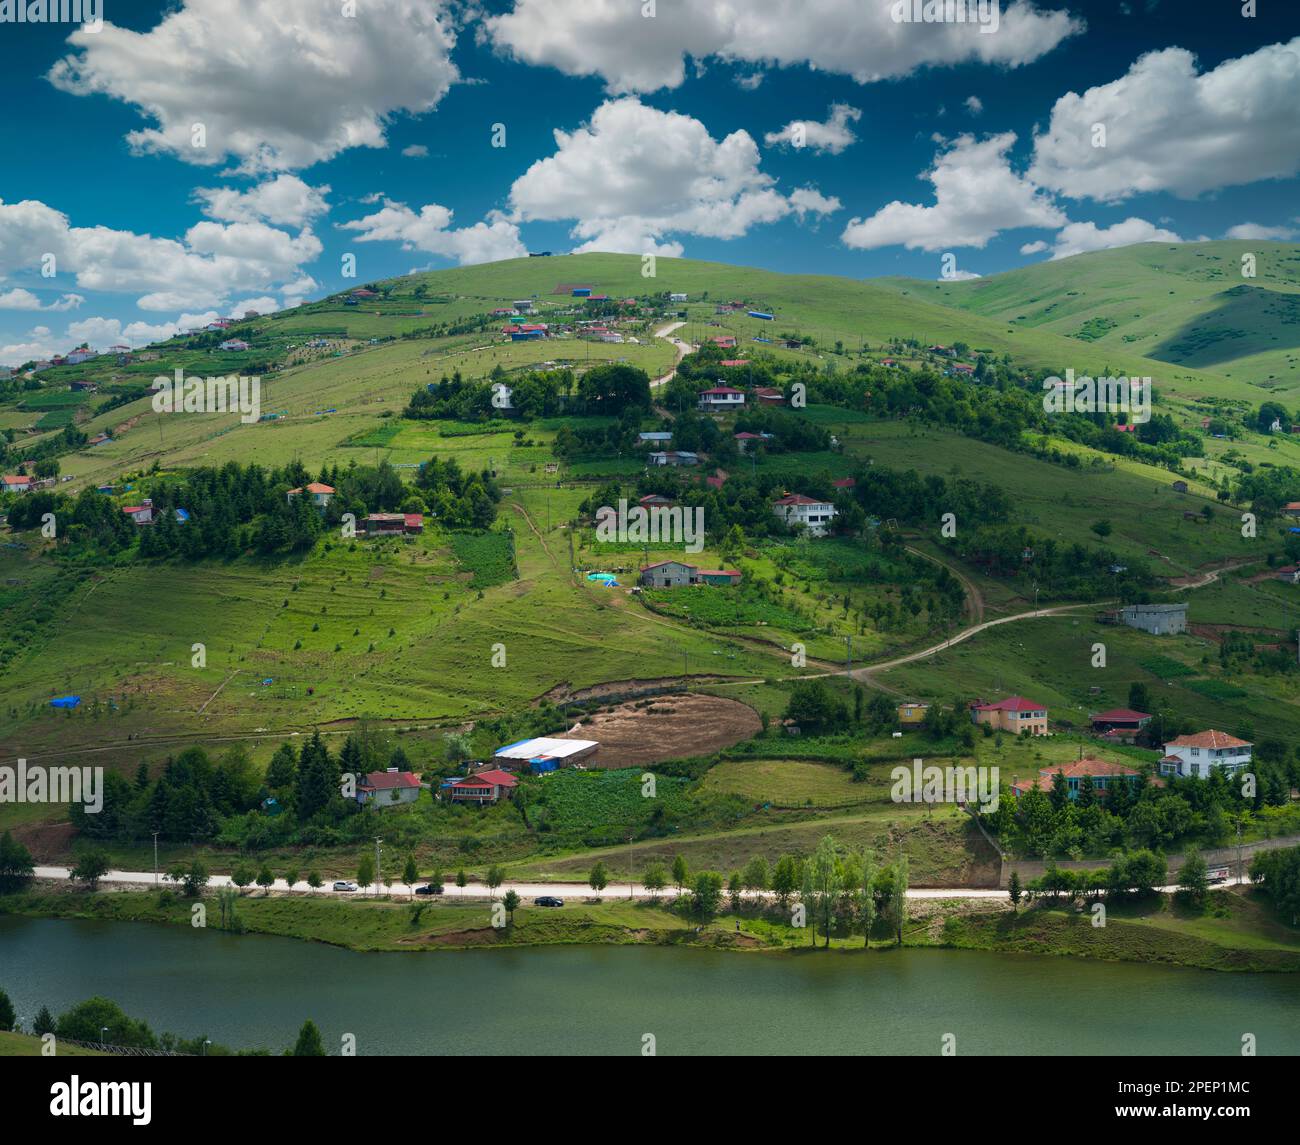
734;431;774;453
2;475;32;495
637;493;674;509
897;701;930;726
698;386;746;412
1010;758;1148;801
286;481;335;509
1116;602;1187;635
356;768;421;808
648;450;700;467
754;386;785;406
639;560;699;588
771;493;837;537
403;513;424;534
446;768;519;804
65;348;98;365
122;500;154;525
638;432;673;446
832;477;856;491
219;339;250;352
637;560;740;588
1275;565;1300;585
970;696;1049;736
1284;502;1300;520
1159;730;1252;779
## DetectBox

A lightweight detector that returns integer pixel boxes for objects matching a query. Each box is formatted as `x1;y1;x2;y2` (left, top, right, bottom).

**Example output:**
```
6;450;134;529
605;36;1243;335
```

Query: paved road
33;866;1015;901
31;866;1251;902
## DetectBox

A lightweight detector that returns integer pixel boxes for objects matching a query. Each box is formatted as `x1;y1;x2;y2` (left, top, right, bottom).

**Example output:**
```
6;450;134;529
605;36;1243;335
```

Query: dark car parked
414;884;444;895
534;896;564;908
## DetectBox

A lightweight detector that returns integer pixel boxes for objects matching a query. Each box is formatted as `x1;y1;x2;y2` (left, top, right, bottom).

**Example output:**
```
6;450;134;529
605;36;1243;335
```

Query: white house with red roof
970;696;1048;736
447;768;518;805
2;474;33;495
1160;730;1252;779
357;768;422;807
122;500;154;525
698;386;745;412
771;493;837;537
286;481;335;508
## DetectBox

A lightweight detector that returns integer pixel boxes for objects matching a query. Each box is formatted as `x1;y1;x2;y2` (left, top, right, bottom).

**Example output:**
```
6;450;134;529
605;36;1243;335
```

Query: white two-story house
1160;730;1252;779
698;386;745;412
772;493;837;538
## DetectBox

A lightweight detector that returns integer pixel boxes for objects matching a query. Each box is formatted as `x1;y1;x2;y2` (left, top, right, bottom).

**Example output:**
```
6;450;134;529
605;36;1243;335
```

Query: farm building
1118;602;1187;635
1089;709;1153;743
446;768;519;804
697;386;745;412
771;493;837;537
364;513;411;536
513;299;535;312
219;339;250;352
357;768;421;808
637;493;674;508
710;336;737;349
492;738;599;771
648;450;700;467
286;481;335;508
970;696;1048;736
1275;565;1300;584
638;432;673;445
669;293;688;302
697;569;742;585
748;311;774;321
1172;480;1189;493
754;386;785;405
1285;502;1300;520
2;475;32;494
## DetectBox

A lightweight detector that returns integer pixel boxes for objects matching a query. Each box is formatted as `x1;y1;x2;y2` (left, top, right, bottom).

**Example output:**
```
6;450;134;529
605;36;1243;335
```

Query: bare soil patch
558;693;762;767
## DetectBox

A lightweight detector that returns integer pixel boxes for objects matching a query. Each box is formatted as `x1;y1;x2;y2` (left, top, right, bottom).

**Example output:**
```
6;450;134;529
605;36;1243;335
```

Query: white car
333;881;358;892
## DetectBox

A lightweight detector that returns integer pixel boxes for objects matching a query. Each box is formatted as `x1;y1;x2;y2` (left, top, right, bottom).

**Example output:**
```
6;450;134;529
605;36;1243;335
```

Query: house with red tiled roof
286;481;335;508
122;501;154;525
832;477;856;490
772;492;837;537
357;768;422;808
1010;757;1150;801
1160;730;1252;779
447;768;518;805
970;696;1048;736
1089;708;1153;734
2;475;33;495
1285;502;1300;519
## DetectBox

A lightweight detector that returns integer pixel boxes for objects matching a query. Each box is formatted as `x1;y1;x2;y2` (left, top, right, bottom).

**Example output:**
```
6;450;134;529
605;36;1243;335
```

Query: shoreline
3;883;1297;973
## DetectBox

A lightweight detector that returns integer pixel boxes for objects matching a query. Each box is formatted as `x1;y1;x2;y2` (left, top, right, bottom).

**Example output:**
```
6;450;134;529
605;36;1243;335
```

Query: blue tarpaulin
50;695;81;708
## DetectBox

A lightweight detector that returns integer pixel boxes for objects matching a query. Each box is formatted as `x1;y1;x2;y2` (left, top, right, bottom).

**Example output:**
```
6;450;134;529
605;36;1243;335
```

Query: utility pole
152;832;159;885
1235;819;1244;886
845;635;852;678
374;836;382;898
627;832;634;900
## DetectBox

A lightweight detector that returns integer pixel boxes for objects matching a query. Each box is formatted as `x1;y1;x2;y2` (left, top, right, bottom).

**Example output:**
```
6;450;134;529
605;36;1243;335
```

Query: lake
3;917;1298;1055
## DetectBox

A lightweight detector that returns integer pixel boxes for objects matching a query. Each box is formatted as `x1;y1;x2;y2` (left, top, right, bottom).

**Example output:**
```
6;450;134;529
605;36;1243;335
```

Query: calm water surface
2;917;1297;1055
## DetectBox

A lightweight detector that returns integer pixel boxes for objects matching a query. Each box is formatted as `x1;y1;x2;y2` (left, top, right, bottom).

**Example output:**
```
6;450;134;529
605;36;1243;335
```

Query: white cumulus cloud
1046;217;1183;260
194;175;330;228
484;0;1081;94
765;104;862;155
508;98;837;255
48;0;462;173
341;202;527;266
841;133;1065;252
1029;38;1300;201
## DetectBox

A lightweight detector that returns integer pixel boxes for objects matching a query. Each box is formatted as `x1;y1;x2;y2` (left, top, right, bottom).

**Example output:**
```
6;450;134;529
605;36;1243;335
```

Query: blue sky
0;0;1297;366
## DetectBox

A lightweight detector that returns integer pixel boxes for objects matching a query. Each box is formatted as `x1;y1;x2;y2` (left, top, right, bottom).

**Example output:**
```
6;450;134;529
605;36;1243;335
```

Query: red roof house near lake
447;769;518;805
357;769;421;807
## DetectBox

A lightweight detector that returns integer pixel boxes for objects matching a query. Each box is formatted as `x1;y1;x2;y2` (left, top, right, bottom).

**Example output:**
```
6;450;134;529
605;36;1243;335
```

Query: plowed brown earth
556;693;762;768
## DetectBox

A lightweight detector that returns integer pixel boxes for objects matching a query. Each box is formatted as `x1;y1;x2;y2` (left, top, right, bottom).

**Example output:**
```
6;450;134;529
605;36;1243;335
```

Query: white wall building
1160;730;1253;779
772;493;837;537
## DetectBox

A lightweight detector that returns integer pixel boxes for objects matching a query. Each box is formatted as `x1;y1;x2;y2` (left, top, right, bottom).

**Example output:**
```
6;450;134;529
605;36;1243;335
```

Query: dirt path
650;321;691;388
1168;556;1255;589
904;544;985;624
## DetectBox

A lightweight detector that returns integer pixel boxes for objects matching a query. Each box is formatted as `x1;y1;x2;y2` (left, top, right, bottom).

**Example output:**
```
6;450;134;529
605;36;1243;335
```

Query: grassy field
0;1031;108;1057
